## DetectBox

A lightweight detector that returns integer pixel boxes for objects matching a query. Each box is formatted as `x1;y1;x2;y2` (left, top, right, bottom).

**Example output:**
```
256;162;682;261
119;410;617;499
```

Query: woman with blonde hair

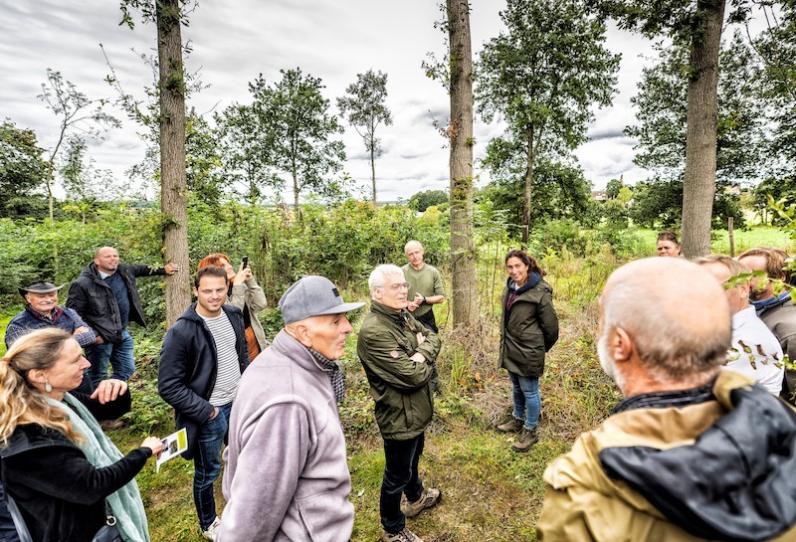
0;328;163;542
198;252;269;360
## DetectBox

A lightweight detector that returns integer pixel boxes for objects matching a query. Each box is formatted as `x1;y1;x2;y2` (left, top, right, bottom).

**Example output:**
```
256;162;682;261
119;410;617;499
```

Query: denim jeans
193;403;232;530
85;328;135;387
0;483;20;542
380;433;425;534
509;372;541;430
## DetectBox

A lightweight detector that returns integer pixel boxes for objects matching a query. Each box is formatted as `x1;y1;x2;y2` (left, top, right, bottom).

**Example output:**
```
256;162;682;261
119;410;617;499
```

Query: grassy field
104;247;621;542
1;225;793;540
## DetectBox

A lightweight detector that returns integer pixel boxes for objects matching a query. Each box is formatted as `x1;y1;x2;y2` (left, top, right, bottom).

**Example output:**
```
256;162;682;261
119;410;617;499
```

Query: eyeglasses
384;282;409;291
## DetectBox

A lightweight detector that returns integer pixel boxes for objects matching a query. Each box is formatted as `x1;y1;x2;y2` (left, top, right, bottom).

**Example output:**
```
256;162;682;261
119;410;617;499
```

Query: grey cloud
1;0;665;200
587;127;626;141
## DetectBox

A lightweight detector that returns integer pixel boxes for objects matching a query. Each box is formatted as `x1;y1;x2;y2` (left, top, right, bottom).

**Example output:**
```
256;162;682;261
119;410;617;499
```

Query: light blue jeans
509;372;541;430
85;328;135;387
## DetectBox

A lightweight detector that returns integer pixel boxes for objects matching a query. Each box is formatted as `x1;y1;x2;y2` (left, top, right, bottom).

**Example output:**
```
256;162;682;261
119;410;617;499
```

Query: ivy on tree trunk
156;0;191;327
447;0;477;328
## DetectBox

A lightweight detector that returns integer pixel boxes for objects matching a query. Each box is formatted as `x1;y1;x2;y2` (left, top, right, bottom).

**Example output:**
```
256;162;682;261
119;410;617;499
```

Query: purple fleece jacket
217;330;354;542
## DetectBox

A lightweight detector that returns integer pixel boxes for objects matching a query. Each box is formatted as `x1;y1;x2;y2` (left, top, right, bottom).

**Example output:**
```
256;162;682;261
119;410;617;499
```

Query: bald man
67;246;177;393
538;258;796;541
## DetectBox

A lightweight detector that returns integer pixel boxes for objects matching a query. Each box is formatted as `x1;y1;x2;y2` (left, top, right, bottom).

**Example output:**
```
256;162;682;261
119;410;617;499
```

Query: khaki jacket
357;301;441;440
229;278;269;350
538;371;796;542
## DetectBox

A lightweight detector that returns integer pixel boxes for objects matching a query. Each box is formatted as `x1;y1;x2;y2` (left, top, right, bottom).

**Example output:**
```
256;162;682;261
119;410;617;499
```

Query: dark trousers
415;310;439;390
415;309;438;333
380;433;425;534
193;403;232;530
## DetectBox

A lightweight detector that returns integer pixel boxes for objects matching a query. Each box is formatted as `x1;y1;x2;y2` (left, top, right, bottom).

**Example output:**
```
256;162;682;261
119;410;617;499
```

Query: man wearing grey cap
218;275;363;542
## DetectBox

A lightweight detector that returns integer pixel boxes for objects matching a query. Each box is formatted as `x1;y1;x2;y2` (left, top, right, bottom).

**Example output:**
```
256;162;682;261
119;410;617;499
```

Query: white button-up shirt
727;305;785;395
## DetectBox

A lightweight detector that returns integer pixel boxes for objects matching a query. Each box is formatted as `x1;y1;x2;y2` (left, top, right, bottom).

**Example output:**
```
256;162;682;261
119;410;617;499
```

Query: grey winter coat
218;330;354;542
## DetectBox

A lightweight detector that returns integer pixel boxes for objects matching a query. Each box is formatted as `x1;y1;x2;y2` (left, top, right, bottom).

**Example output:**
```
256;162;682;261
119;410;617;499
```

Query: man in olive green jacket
358;264;442;542
538;257;796;541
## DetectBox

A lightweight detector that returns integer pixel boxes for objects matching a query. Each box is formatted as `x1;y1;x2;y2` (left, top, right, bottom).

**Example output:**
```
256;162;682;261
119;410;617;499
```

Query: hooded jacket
158;303;249;459
538;370;796;541
218;330;354;542
499;275;559;377
357;301;441;440
66;262;166;344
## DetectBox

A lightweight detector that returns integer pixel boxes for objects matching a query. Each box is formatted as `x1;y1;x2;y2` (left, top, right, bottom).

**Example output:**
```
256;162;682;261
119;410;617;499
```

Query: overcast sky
1;0;658;202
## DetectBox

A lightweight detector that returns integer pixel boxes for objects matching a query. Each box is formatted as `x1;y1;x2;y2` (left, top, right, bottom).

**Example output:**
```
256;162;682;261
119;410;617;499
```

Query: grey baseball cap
278;275;364;325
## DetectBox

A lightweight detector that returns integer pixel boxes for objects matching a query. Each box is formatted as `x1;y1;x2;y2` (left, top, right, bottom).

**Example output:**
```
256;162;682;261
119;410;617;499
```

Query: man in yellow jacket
538;257;796;542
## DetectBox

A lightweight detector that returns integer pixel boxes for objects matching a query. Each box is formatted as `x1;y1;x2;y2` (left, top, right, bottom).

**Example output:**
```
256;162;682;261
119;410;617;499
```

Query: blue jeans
509;372;540;430
193;403;232;530
85;328;135;387
0;482;20;542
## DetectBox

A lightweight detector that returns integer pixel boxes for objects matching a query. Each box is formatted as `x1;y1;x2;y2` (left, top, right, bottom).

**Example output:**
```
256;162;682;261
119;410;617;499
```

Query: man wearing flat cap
6;282;96;391
217;275;363;542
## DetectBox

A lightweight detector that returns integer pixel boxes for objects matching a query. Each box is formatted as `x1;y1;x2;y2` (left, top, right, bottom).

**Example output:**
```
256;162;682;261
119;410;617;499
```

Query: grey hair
368;264;404;295
694;254;747;277
602;275;731;380
404;240;423;254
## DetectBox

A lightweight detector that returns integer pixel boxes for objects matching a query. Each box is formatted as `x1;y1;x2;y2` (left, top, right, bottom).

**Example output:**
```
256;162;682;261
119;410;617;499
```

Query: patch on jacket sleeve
390;350;400;359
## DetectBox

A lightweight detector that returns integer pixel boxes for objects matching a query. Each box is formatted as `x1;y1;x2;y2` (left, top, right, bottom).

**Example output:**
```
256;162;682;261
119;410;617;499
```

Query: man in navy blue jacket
158;266;249;540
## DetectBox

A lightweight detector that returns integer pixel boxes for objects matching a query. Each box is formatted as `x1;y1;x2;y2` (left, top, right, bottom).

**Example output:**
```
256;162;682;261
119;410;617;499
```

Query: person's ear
612;327;634;363
27;368;47;386
293;324;313;348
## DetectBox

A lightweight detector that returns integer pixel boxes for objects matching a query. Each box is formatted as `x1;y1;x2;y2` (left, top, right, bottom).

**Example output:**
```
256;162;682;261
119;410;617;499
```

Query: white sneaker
202;516;221;540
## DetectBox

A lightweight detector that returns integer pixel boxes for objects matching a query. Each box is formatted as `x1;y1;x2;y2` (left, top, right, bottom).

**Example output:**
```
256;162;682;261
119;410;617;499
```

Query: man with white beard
537;257;796;542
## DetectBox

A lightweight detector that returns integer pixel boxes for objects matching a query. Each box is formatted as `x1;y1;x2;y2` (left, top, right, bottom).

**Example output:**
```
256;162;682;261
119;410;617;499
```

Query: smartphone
241;256;249;269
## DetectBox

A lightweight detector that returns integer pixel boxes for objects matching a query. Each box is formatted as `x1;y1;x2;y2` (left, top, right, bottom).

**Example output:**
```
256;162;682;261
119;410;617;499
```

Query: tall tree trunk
447;0;477;328
681;0;725;258
291;166;300;210
156;0;191;328
522;127;535;246
370;143;376;205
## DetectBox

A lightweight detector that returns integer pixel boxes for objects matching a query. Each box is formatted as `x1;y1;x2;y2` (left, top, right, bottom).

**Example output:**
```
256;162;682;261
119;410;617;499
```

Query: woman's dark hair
194;265;229;288
657;231;680;245
505;249;546;276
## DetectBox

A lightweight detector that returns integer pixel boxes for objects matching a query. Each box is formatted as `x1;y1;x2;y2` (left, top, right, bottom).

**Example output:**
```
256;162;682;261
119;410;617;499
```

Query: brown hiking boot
512;427;539;453
381;528;424;542
100;419;125;430
496;417;523;433
402;488;441;518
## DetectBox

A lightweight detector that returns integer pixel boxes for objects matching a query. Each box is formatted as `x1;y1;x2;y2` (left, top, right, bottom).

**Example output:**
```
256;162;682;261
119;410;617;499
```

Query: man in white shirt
696;255;784;395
